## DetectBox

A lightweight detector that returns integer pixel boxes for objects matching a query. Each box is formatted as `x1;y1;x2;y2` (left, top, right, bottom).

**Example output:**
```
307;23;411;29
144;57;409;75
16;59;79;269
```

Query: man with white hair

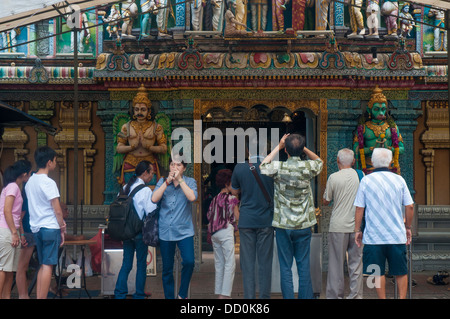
353;148;414;299
323;148;363;299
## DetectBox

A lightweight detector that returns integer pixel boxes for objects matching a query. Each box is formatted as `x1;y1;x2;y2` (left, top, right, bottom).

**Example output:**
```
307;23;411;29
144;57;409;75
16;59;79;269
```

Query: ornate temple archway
194;98;328;200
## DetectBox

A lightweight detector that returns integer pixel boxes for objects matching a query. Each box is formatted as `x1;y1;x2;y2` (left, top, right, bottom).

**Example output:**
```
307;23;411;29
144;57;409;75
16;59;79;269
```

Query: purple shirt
207;193;239;235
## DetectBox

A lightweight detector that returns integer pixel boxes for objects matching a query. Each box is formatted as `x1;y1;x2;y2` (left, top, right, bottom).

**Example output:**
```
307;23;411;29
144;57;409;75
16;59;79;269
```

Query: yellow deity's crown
132;84;151;108
368;85;387;109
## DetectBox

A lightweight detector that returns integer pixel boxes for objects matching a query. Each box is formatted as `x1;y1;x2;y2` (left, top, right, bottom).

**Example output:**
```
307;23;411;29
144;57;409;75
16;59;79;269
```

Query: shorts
33;228;61;266
363;244;408;276
22;232;36;247
0;227;21;272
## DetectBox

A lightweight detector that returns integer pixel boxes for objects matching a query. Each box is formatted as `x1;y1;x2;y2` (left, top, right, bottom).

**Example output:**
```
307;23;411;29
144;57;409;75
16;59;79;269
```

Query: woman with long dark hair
0;159;32;298
114;160;157;299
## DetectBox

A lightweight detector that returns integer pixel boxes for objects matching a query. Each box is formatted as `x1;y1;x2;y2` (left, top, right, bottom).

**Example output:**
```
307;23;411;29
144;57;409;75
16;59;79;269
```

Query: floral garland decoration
357;114;367;174
387;116;400;173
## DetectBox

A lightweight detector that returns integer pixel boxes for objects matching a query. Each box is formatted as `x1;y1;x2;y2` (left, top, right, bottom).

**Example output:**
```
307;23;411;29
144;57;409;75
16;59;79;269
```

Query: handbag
142;203;161;247
248;162;273;209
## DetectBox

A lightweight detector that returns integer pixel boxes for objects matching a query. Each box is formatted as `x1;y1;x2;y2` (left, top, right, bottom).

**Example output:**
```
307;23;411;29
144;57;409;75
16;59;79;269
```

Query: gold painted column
1;102;29;161
420;148;434;205
83;149;96;205
56;148;68;203
54;101;96;204
420;101;449;205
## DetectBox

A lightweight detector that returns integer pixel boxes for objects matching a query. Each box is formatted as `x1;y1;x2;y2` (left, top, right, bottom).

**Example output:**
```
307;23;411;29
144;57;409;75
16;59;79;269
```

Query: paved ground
13;251;450;300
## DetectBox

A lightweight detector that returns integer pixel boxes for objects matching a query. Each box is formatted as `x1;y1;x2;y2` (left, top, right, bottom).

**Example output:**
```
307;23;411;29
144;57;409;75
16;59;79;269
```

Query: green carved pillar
326;99;361;177
97;99;130;204
388;99;422;195
29;100;55;147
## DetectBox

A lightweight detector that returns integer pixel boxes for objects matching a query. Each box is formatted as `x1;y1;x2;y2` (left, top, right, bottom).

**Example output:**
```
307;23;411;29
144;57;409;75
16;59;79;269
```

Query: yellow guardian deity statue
115;84;168;185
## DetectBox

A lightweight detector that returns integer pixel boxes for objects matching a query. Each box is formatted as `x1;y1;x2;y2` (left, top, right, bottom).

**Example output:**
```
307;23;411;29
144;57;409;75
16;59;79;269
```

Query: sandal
427;274;449;285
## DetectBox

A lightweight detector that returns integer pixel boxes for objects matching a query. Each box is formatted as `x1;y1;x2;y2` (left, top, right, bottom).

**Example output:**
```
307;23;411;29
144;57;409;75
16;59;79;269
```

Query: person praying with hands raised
151;154;198;299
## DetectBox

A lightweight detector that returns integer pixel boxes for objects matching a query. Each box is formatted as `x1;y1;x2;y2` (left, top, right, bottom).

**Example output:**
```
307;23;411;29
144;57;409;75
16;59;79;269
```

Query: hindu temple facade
0;1;449;271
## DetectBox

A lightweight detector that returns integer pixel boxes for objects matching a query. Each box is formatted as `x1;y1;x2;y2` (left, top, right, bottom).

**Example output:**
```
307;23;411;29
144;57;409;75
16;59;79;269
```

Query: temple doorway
198;102;322;252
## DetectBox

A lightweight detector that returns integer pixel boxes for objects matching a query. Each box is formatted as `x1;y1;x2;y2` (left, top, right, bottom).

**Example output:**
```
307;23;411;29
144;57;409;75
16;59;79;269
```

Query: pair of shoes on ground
427;271;449;286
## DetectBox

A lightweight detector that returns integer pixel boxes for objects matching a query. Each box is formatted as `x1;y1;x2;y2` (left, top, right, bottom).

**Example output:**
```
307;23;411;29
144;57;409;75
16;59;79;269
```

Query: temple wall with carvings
2;86;445;205
413;100;450;206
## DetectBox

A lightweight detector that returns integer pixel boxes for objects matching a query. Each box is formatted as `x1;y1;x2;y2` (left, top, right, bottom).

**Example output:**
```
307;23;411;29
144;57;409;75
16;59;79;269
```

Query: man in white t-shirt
353;148;414;299
323;148;363;299
25;146;65;299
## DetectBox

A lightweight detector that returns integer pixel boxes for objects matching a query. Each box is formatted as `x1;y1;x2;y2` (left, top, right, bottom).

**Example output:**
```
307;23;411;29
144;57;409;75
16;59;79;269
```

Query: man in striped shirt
353;148;414;299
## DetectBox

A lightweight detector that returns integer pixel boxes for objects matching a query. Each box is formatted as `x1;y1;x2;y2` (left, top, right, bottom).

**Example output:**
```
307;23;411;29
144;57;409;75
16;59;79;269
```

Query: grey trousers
239;227;274;299
326;232;363;299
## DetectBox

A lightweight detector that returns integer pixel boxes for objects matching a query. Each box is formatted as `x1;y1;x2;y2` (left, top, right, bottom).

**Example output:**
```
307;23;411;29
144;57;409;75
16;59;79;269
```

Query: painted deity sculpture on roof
381;0;399;39
203;0;226;32
353;86;405;174
121;0;139;39
347;0;365;38
0;29;18;53
225;0;250;35
103;4;121;38
140;0;159;38
428;8;447;51
399;2;414;37
97;0;423;36
249;0;268;31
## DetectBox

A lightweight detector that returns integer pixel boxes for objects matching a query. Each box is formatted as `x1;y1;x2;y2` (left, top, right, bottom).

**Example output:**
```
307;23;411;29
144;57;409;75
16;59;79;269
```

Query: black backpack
107;184;146;241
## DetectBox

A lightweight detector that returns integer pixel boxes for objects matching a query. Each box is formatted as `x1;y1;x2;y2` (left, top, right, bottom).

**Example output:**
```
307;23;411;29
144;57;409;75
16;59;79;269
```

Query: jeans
160;236;195;299
239;227;274;299
114;233;148;299
275;227;313;299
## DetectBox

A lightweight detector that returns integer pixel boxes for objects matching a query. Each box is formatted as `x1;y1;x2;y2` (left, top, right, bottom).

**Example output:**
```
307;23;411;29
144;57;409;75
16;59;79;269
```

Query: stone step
411;251;450;271
415;228;450;243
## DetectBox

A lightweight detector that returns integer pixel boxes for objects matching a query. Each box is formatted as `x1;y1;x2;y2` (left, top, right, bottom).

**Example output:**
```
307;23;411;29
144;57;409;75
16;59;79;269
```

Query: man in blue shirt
231;140;274;299
152;155;198;299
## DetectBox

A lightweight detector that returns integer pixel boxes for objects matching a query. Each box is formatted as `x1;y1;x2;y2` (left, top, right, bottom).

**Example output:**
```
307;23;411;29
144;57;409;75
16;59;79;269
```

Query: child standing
0;159;32;298
207;169;239;299
25;146;66;299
